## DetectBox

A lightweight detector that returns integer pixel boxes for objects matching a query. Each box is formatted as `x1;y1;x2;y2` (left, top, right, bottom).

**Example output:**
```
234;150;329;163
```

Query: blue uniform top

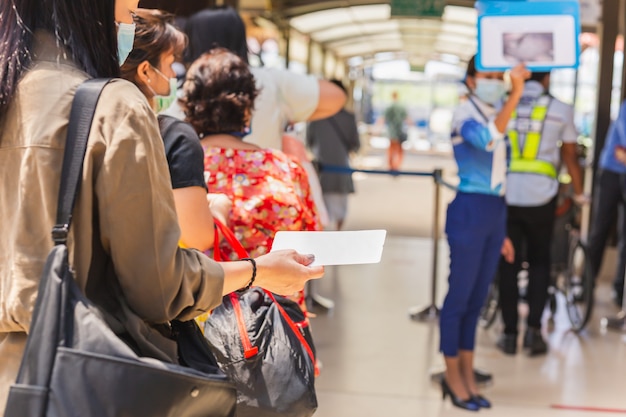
450;97;508;196
599;100;626;174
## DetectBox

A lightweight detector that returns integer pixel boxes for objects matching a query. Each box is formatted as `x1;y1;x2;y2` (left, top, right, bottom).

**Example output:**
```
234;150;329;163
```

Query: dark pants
499;197;557;335
440;192;506;356
588;169;626;298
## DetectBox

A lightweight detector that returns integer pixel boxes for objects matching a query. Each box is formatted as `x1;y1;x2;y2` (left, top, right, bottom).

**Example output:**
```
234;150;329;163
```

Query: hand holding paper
271;230;387;266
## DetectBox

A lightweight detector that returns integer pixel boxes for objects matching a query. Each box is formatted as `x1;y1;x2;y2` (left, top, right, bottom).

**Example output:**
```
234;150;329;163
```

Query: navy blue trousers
440;192;506;357
588;169;626;297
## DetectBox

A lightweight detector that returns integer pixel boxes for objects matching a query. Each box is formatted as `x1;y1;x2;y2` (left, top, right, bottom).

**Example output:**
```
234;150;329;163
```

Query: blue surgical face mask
473;79;507;106
117;22;136;66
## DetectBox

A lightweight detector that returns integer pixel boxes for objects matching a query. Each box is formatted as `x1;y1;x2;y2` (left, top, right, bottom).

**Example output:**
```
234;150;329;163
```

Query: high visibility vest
507;95;557;179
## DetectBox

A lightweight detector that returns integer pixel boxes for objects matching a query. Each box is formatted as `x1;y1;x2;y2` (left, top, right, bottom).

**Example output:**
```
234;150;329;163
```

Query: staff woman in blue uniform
439;56;529;411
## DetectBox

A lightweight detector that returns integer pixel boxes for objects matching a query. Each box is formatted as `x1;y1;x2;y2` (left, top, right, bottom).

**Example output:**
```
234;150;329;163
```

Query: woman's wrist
238;258;256;291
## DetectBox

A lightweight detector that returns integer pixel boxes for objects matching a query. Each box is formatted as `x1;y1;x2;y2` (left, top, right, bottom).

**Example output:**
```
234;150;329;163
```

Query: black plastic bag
203;288;317;417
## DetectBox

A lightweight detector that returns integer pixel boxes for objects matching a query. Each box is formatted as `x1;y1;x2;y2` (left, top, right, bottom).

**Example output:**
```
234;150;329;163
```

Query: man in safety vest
496;71;586;356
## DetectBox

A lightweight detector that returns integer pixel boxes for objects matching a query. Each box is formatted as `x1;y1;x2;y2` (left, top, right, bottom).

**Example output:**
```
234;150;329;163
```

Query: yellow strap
509;159;557;178
508;130;520;159
522;131;541;159
508;97;556;178
507;101;549;166
530;105;548;121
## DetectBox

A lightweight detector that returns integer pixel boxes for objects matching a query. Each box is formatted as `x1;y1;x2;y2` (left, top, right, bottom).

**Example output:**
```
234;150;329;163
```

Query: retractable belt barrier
318;163;432;177
317;163;451;321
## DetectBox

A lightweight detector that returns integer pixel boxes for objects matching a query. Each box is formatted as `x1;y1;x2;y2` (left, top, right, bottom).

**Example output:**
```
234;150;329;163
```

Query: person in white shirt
181;6;346;150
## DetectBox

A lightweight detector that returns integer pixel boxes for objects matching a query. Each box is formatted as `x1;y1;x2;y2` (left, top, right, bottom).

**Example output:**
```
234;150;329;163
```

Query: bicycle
479;191;594;332
548;194;594;331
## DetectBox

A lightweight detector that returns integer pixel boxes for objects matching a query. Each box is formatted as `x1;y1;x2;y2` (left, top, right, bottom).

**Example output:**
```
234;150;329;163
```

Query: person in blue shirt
588;99;626;306
439;55;529;411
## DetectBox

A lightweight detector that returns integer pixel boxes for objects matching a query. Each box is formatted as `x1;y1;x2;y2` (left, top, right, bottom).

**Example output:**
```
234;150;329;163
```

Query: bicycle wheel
563;237;594;332
479;273;499;329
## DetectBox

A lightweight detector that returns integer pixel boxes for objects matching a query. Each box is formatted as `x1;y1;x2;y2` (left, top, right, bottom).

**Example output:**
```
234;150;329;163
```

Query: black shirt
158;115;207;191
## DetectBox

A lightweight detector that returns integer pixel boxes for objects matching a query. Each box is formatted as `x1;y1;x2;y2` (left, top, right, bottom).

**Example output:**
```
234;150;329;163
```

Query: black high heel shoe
470;394;491;408
440;379;480;412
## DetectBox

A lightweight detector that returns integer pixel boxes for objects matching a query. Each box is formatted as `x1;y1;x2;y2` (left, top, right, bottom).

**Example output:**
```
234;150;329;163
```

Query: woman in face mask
468;73;508;107
120;9;180;114
120;9;231;251
0;0;324;408
437;55;529;411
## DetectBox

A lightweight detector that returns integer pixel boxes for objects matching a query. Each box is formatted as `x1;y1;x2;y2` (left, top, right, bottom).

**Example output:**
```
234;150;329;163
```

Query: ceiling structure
140;0;605;72
242;0;478;68
238;0;602;71
290;4;477;67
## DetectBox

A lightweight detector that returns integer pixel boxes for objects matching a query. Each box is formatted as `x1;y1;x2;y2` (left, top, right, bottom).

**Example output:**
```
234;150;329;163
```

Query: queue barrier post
307;164;444;321
408;168;442;322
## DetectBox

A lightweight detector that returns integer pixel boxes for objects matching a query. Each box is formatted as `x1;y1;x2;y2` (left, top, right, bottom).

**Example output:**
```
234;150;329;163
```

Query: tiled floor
310;238;626;417
306;150;626;416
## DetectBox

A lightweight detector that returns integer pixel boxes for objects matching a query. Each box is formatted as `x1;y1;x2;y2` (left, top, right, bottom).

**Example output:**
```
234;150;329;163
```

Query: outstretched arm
307;80;347;121
493;64;530;134
220;250;324;296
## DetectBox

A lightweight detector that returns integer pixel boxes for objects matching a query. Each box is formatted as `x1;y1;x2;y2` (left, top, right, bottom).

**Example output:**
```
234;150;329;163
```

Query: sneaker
496;334;517;355
524;328;547;356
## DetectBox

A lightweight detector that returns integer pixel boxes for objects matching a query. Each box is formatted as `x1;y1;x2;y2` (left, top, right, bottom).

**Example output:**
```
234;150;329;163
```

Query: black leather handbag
3;79;236;417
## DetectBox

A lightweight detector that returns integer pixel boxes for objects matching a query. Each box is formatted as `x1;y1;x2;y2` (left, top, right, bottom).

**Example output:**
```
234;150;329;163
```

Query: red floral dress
204;147;321;259
202;146;320;371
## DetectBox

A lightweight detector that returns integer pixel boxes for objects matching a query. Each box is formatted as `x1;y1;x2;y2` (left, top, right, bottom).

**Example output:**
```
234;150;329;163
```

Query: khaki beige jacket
0;32;224;407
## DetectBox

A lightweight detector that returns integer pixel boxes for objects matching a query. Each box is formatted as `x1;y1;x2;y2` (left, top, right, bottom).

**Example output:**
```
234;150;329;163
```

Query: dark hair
0;0;119;119
181;48;259;136
330;79;347;94
465;55;477;79
120;9;187;92
131;0;207;17
183;7;248;64
530;71;550;83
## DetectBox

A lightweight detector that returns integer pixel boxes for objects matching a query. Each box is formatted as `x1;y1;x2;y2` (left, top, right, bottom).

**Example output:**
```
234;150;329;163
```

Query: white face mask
146;65;177;113
154;78;178;114
473;79;507;105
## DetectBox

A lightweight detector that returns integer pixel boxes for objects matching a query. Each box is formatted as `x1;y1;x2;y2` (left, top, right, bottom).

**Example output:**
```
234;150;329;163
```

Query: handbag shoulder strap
213;218;250;260
53;78;112;245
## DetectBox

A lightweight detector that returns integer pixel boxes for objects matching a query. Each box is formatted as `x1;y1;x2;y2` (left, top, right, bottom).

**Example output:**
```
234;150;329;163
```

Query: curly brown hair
181;48;259;136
